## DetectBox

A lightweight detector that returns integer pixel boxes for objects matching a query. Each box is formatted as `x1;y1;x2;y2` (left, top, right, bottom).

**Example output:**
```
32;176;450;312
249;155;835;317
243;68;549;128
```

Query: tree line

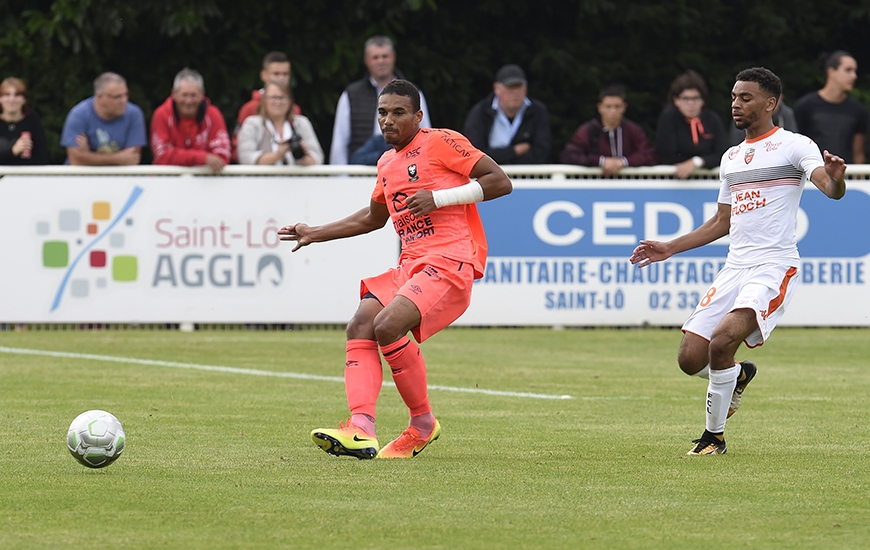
3;0;870;165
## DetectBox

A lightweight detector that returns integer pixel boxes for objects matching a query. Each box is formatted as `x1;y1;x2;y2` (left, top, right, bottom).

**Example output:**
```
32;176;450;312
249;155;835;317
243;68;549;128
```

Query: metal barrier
3;163;870;178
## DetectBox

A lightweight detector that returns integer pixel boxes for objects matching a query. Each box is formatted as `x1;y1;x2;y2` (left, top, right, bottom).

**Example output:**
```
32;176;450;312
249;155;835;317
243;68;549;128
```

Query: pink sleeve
428;130;485;178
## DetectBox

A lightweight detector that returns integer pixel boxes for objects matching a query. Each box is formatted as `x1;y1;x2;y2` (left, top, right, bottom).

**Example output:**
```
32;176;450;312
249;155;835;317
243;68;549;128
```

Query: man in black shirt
794;51;868;164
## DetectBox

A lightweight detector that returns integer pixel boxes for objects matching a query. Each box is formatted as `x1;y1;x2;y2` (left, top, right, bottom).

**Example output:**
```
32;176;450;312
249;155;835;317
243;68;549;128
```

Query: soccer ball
67;410;126;468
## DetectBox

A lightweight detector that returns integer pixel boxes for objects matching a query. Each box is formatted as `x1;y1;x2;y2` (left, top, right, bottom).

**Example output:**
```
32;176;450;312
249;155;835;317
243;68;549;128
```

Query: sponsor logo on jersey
440;134;472;157
392;191;409;212
728;146;740;161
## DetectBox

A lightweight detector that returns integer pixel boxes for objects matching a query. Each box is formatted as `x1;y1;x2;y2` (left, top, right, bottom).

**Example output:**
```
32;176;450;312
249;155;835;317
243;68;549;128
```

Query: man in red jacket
560;84;657;176
151;68;231;173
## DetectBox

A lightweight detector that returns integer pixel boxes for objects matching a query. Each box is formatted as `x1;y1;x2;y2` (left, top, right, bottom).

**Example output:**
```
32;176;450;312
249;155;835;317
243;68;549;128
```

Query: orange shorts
360;255;474;343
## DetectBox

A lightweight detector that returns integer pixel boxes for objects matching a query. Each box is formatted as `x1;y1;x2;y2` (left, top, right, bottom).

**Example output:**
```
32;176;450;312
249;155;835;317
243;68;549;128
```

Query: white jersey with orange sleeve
717;127;824;269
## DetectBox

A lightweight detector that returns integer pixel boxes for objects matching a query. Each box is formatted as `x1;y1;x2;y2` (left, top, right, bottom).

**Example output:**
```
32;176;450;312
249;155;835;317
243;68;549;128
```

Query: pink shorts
361;255;474;343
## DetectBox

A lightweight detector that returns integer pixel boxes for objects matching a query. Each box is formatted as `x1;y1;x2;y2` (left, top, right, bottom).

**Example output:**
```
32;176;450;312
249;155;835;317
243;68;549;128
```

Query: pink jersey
372;128;488;278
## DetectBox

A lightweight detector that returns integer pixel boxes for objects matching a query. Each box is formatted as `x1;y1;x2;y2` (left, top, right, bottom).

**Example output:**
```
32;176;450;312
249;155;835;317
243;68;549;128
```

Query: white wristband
432;180;485;208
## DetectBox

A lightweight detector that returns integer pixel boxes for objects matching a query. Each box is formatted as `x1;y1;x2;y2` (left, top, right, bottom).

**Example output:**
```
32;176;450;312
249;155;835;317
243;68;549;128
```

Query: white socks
705;364;740;434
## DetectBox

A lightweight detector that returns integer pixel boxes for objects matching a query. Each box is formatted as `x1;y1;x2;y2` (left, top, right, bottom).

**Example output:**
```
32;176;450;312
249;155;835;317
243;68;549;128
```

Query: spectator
232;51;302;162
793;51;868;164
656;70;729;179
0;77;49;165
348;134;390;165
151;68;231;173
729;92;798;145
463;64;552;164
329;35;431;165
60;72;146;165
237;81;323;166
560;84;656;175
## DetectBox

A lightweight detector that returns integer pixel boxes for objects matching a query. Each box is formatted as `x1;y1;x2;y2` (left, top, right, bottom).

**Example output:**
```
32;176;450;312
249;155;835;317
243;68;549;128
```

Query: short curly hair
735;67;782;100
380;79;421;113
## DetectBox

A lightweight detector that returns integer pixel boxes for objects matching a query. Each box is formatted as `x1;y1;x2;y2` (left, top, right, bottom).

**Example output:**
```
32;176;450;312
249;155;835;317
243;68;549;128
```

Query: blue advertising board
456;180;870;326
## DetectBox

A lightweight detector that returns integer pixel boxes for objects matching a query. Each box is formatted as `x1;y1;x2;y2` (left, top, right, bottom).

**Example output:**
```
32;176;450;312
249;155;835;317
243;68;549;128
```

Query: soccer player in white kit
630;67;847;455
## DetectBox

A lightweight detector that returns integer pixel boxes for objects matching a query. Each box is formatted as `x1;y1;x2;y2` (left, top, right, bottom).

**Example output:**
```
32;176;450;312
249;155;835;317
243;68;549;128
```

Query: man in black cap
462;64;552;164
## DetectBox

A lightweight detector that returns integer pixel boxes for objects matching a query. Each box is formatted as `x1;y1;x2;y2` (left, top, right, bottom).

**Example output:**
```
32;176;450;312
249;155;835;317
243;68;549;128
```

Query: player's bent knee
346;297;384;340
677;335;709;375
346;320;373;341
346;312;376;340
708;332;742;363
372;312;418;346
372;296;421;345
677;356;707;375
372;319;406;346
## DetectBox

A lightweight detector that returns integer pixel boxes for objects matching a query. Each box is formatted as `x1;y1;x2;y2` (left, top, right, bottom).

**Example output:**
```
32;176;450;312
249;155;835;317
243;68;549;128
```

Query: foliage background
3;0;870;164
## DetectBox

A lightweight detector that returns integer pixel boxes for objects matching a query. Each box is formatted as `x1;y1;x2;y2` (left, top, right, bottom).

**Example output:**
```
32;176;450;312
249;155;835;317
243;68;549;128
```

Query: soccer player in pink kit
278;80;512;459
630;67;846;455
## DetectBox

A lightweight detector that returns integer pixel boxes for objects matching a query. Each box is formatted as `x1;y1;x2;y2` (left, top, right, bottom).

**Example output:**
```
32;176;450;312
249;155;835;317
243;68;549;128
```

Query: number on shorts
699;287;717;307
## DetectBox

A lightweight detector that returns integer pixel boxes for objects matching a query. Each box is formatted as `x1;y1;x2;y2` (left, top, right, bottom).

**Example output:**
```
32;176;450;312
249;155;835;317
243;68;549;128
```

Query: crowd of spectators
1;44;867;175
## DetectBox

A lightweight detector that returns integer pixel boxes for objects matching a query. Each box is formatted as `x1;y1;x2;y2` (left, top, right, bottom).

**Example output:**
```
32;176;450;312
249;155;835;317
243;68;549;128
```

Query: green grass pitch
1;327;869;549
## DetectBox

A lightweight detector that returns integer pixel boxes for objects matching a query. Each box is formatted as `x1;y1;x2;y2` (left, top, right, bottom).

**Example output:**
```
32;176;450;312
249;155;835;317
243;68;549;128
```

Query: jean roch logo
41;186;143;312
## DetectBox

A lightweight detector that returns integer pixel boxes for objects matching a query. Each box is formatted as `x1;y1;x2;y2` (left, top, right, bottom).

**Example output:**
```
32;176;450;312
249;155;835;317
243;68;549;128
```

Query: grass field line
0;346;574;400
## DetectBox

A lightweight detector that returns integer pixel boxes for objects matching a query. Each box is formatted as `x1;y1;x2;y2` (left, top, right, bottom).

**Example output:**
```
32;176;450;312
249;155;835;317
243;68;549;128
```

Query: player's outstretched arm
810;151;847;199
277;200;390;252
630;202;731;268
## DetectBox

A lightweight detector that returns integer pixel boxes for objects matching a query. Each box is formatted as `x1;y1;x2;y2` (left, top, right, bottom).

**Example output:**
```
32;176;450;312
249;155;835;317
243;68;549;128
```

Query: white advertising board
2;174;868;326
0;176;398;323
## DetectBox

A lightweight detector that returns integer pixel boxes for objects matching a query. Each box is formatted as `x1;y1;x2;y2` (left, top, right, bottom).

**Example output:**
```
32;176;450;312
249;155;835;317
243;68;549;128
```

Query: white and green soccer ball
67;410;126;468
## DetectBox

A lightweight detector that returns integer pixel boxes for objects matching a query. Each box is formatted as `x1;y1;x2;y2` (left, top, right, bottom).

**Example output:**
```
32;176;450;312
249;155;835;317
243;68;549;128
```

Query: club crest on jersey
408;164;419;182
744;147;755;164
